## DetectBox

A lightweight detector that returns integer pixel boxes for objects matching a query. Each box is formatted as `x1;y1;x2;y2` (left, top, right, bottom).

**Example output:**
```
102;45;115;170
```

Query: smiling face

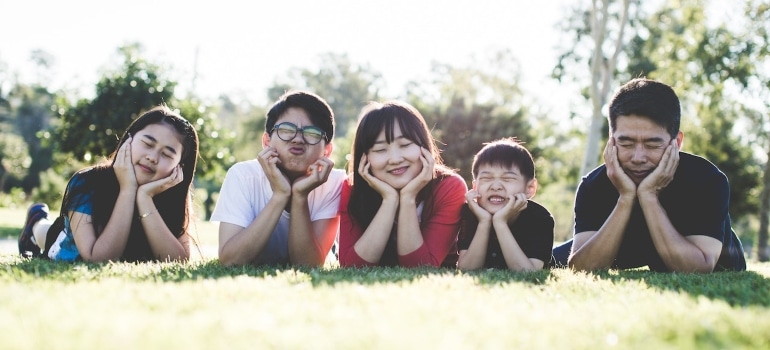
366;122;423;190
131;123;185;185
613;114;682;184
474;164;536;214
263;107;331;180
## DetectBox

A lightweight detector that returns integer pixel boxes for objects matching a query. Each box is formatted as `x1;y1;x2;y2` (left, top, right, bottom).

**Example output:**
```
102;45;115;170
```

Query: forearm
218;196;287;266
493;220;540;271
136;194;189;261
639;194;716;272
352;197;398;263
569;195;634;270
287;195;324;266
87;190;136;262
457;221;491;271
396;196;424;255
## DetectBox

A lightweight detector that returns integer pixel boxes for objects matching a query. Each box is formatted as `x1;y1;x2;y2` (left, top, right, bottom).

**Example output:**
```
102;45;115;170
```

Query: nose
387;147;404;164
290;131;305;144
146;152;158;164
631;144;647;164
490;178;503;190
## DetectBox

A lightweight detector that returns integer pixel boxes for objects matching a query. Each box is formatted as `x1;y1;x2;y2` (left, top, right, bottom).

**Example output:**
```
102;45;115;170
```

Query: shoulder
436;172;468;192
525;200;554;220
228;159;263;175
677;152;728;184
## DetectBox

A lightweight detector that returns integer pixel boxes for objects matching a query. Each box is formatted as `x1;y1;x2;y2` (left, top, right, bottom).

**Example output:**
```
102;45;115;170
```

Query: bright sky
1;0;576;113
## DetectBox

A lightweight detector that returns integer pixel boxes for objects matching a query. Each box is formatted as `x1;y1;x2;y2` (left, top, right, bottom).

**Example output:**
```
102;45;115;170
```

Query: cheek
129;144;143;163
366;153;388;172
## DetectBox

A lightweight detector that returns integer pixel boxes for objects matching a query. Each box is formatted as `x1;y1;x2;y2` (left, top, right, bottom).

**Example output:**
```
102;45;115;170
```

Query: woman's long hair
59;105;199;261
347;101;454;230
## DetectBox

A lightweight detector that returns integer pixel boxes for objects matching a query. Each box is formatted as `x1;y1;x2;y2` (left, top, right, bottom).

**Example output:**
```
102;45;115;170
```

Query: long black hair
59;105;199;261
346;101;455;230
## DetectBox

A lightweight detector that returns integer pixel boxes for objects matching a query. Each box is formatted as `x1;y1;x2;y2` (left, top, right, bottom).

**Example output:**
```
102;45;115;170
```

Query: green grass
1;207;770;349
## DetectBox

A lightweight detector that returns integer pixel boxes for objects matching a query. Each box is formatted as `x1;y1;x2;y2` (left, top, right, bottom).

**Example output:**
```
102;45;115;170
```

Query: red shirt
339;173;467;267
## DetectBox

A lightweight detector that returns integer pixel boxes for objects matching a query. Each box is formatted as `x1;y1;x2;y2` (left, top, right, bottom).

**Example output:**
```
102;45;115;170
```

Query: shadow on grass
588;269;770;307
2;258;552;287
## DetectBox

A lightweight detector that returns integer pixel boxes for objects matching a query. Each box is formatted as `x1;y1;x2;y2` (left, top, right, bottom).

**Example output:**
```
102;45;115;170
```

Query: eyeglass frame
270;122;328;145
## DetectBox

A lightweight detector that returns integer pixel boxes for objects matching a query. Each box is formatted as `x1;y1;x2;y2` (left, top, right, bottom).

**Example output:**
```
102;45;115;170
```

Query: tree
13;85;55;192
554;0;635;178
743;0;770;260
58;43;176;161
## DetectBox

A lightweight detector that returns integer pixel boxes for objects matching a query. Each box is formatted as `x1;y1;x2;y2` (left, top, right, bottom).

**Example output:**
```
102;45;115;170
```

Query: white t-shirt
211;159;346;264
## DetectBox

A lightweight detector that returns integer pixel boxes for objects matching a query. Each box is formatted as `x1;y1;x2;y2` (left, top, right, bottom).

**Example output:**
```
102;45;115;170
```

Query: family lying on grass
18;78;747;273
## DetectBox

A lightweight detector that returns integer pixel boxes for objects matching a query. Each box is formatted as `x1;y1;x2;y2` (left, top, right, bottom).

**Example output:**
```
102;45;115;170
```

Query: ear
262;132;271;148
526;178;538;199
471;179;478;190
675;131;684;149
323;142;333;158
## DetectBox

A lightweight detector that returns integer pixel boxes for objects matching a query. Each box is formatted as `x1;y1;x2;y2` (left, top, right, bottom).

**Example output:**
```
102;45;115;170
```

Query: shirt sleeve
338;180;376;267
399;174;467;267
64;172;93;215
310;169;346;221
210;163;257;228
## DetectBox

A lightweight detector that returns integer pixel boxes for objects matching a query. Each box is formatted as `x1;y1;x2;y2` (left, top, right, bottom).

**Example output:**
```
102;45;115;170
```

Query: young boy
457;138;555;271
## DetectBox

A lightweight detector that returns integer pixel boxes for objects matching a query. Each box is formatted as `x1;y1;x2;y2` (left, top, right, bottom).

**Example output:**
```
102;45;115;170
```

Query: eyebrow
142;134;179;155
616;135;667;143
477;170;520;176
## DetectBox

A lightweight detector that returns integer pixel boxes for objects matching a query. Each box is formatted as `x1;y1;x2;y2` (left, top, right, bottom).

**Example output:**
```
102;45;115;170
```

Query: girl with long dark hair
19;105;199;262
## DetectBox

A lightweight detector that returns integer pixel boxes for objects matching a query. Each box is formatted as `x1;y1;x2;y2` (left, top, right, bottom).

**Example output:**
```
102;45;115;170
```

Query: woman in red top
339;101;467;267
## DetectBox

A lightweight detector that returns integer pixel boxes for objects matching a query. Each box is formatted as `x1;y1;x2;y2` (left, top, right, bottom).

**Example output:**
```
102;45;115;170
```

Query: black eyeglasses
271;122;327;145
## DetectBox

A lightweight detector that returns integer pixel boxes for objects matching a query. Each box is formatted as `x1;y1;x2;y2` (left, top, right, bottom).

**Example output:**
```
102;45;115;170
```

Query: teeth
489;197;505;204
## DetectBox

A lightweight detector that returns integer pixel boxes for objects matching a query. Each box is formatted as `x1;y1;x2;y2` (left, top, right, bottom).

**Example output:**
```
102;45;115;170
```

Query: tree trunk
580;0;630;178
757;145;770;261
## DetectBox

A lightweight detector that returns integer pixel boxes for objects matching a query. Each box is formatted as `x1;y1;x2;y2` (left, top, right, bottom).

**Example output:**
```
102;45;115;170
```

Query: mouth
289;146;305;155
627;169;650;179
388;166;408;175
487;195;506;204
137;164;155;174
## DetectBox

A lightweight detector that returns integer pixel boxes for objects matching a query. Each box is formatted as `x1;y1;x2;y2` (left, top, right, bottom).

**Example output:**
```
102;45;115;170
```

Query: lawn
1;208;769;349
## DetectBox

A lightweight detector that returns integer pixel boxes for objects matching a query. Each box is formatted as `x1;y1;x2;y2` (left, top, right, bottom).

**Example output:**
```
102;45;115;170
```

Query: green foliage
175;99;237;219
0;131;28;191
30;168;68;211
13;85;56;192
57;43;176;161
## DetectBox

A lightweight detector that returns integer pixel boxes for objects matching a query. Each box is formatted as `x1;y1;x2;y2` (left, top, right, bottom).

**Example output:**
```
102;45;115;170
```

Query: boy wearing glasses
212;91;346;266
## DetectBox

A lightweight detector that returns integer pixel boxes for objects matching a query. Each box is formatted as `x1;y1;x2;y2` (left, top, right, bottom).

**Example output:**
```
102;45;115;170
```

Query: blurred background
2;0;770;261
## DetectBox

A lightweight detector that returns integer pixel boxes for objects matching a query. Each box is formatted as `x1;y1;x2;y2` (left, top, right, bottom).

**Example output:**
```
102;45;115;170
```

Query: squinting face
613;114;675;184
474;164;532;214
264;107;330;179
131;123;184;186
366;122;423;190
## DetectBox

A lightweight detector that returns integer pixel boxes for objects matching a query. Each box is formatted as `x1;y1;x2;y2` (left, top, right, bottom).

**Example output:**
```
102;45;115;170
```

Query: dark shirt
458;200;554;268
574;152;746;271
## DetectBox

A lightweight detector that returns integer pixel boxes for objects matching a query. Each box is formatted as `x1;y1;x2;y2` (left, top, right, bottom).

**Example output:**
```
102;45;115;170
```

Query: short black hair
608;78;681;138
265;90;335;142
472;137;535;181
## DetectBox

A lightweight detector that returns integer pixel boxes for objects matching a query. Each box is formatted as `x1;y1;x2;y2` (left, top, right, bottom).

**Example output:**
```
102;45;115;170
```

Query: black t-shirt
458;200;554;268
574;152;746;271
